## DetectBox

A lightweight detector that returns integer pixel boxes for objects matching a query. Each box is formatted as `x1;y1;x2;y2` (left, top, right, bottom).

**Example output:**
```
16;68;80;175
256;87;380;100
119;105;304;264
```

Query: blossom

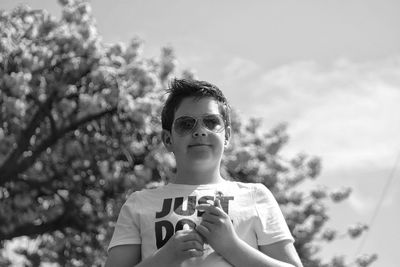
330;187;352;202
4;72;31;97
355;254;378;267
321;228;337;241
310;186;328;199
348;223;368;238
5;97;27;117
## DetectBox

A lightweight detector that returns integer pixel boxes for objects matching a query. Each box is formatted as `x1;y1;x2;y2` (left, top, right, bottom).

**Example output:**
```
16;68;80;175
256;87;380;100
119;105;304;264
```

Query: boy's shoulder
125;183;170;201
229;180;270;191
228;181;275;201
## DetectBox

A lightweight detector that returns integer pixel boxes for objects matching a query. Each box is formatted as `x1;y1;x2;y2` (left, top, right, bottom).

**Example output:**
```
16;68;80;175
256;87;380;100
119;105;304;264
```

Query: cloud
348;193;376;215
348;186;398;215
222;56;400;171
222;57;260;81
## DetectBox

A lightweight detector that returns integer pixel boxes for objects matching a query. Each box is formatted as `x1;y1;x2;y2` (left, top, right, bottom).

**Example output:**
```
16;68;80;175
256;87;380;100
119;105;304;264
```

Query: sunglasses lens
203;115;225;132
173;115;225;135
174;116;196;135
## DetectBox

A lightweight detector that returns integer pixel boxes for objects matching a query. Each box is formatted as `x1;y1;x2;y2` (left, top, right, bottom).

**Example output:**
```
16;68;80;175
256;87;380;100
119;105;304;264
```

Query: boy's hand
158;227;204;265
195;199;239;256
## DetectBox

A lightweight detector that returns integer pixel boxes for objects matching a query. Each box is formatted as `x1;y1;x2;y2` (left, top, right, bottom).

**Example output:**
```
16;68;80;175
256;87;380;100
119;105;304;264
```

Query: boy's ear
161;130;173;152
224;126;231;147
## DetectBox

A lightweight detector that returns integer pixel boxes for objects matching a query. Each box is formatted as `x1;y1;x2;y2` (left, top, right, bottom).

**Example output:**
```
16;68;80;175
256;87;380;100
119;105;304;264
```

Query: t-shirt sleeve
107;193;141;251
252;184;294;246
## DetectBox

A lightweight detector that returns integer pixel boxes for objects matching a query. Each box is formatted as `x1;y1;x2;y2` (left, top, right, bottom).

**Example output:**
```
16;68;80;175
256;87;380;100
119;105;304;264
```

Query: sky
1;0;400;266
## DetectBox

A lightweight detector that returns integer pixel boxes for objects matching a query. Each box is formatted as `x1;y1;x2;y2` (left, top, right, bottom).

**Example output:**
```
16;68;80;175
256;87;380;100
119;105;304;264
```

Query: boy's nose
193;131;207;137
192;122;207;137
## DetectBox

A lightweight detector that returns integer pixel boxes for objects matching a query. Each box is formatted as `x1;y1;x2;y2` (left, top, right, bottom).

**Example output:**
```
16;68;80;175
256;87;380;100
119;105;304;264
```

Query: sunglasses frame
172;114;226;136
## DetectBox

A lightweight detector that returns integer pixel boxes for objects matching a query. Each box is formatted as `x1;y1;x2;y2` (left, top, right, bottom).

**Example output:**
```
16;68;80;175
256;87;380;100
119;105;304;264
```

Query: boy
105;79;303;267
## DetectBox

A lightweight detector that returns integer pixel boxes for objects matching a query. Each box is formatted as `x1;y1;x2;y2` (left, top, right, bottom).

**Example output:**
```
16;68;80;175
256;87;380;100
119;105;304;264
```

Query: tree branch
0;205;88;241
0;106;118;186
0;212;67;241
0;94;54;180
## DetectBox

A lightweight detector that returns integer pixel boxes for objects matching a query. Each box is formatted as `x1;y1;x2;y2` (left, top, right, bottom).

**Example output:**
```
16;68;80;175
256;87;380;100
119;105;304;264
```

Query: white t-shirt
108;180;294;267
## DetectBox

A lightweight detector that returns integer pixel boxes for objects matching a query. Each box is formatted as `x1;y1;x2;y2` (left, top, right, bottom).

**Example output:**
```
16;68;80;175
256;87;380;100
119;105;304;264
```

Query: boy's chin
188;158;218;169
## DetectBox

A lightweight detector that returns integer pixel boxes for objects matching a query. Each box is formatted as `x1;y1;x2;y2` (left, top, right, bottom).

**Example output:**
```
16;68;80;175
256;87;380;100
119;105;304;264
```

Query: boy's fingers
196;204;211;210
196;204;222;216
195;224;210;238
199;221;214;233
184;249;204;258
201;212;219;223
182;240;204;251
181;231;204;244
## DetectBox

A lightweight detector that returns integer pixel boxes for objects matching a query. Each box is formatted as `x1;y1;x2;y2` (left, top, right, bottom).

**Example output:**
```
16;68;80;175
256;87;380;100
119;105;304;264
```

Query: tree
223;115;377;267
1;1;174;265
0;1;376;266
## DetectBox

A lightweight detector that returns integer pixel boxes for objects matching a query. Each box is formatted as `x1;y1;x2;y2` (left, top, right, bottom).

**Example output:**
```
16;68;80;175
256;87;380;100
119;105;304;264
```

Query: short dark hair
161;78;231;132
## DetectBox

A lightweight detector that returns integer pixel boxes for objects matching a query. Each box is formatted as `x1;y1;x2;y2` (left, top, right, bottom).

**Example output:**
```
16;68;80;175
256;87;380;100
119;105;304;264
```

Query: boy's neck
173;168;225;185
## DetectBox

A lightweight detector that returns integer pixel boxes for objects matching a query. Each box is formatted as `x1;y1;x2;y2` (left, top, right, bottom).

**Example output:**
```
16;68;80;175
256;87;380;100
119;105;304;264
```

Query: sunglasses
172;114;225;136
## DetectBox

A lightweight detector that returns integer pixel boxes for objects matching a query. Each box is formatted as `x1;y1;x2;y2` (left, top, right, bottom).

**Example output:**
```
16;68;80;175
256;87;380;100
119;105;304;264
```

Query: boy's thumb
214;198;222;208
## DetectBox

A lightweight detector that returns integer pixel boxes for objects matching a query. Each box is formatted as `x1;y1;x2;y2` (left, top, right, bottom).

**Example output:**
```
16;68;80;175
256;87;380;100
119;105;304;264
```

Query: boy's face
162;97;230;173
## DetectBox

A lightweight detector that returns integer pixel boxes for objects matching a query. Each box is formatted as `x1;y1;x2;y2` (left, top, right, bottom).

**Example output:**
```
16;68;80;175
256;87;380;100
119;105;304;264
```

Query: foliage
1;1;171;265
0;1;376;266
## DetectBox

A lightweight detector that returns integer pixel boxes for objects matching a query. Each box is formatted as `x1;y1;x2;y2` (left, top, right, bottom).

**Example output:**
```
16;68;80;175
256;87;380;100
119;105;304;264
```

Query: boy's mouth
188;143;210;147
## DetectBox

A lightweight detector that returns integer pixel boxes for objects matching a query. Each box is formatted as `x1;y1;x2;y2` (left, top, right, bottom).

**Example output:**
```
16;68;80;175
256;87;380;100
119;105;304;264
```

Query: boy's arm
105;245;141;267
196;199;303;267
259;240;303;267
105;244;169;267
105;244;163;267
220;237;303;267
